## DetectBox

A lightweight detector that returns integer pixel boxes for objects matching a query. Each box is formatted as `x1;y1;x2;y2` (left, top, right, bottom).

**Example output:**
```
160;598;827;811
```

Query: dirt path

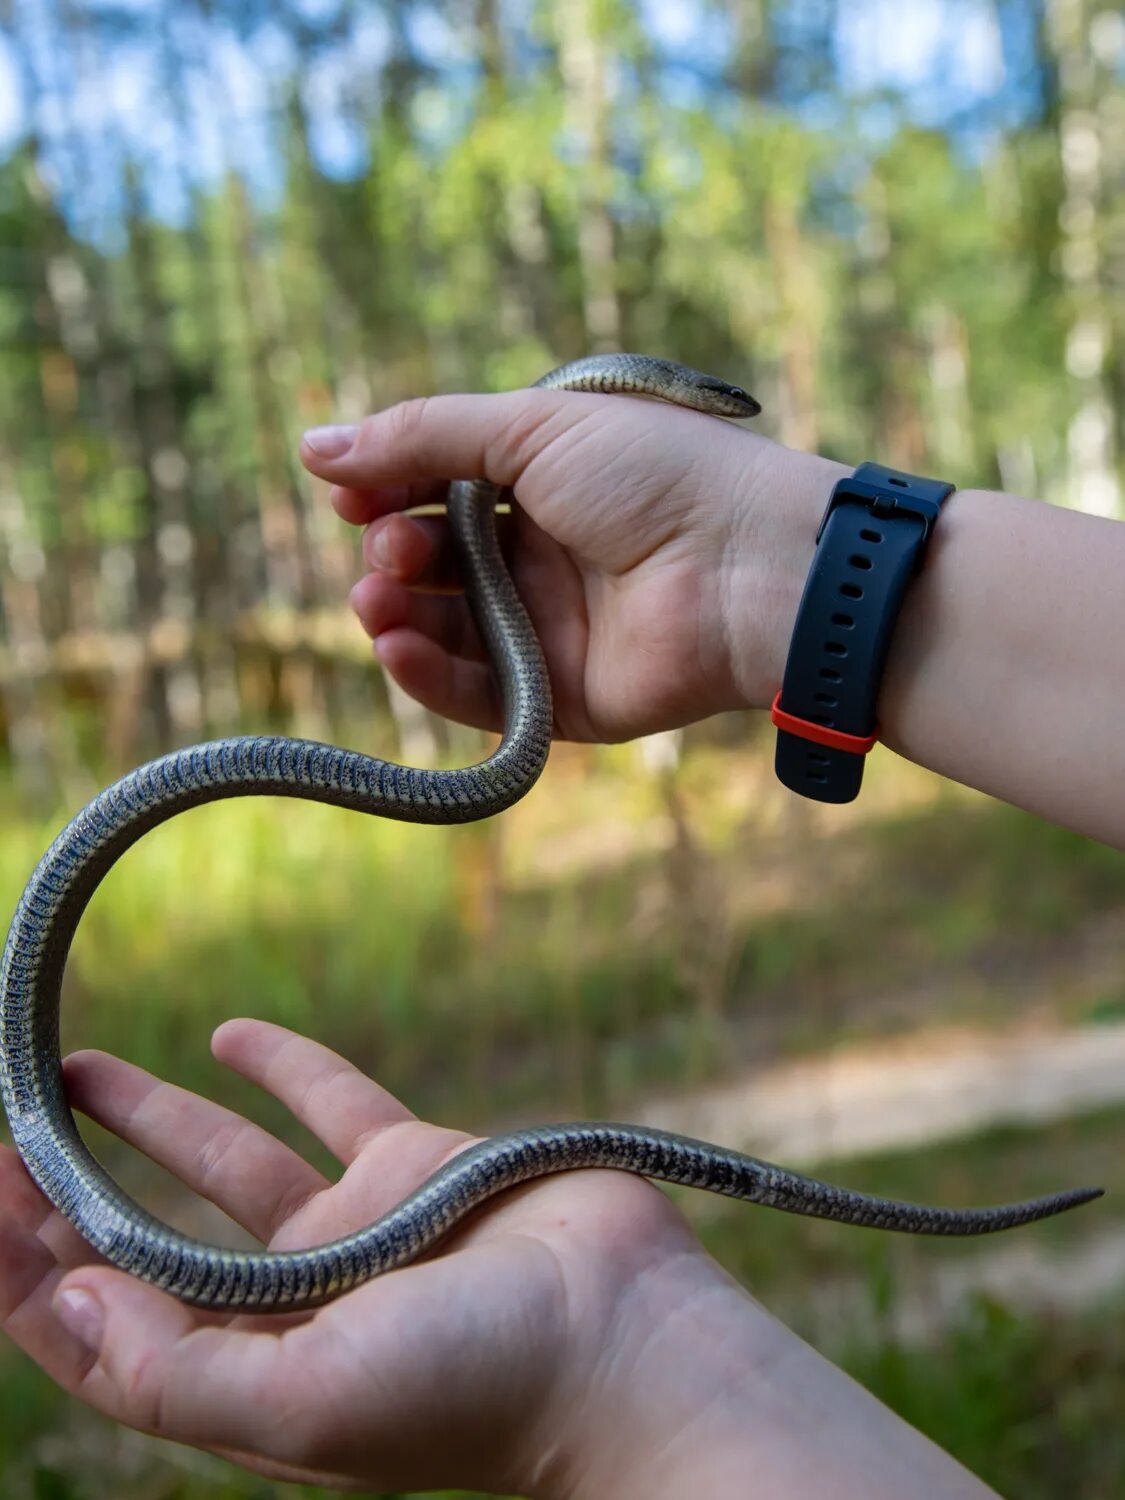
635;1018;1125;1163
636;1017;1125;1335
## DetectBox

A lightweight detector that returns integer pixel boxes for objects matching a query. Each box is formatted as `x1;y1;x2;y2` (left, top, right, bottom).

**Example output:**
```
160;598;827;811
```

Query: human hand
1;1018;996;1497
0;1019;764;1495
300;386;1125;853
300;388;848;741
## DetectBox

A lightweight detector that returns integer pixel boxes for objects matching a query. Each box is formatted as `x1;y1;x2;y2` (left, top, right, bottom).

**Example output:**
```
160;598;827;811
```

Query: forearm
882;486;1125;847
738;443;1125;849
549;1262;995;1500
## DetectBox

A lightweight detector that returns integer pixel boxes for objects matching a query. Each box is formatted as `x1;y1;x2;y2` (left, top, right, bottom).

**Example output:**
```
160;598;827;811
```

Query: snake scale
0;354;1102;1311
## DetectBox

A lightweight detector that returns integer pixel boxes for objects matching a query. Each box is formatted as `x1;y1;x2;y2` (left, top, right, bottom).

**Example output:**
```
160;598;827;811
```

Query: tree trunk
557;2;622;350
1047;0;1121;515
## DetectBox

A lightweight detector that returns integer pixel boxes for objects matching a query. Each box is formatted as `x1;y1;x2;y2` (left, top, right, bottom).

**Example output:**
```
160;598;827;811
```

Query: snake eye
729;386;748;401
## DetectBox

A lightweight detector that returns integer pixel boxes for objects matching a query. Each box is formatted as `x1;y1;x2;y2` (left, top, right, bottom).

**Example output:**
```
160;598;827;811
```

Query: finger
364;514;452;587
300;388;583;491
0;1212;105;1397
374;629;503;735
64;1051;328;1243
52;1256;499;1476
362;511;518;592
1;1139;61;1239
212;1019;416;1167
0;1144;107;1273
349;573;486;662
0;1147;125;1400
52;1268;319;1462
214;1020;475;1260
330;478;449;527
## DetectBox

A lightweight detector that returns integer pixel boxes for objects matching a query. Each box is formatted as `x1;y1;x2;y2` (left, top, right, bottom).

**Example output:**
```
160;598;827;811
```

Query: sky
0;0;1030;240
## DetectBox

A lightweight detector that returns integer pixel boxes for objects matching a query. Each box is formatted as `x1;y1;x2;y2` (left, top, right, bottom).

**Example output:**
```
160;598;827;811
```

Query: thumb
299;388;581;493
53;1267;306;1458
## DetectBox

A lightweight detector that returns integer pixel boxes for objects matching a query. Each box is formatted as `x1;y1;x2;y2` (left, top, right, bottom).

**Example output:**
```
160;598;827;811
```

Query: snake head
533;354;761;421
693;379;762;419
648;359;761;419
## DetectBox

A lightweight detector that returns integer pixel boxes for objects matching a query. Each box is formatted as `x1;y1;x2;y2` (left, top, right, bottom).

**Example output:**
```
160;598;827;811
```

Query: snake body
0;355;1101;1311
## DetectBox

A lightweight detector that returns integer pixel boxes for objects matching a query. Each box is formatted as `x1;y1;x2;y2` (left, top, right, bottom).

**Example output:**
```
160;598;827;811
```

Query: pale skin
3;384;1122;1496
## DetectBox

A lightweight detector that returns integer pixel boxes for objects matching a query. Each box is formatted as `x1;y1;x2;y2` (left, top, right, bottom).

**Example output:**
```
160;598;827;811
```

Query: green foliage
0;1;1115;749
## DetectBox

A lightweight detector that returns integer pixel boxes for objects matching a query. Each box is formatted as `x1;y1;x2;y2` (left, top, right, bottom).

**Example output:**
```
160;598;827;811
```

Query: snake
0;353;1102;1312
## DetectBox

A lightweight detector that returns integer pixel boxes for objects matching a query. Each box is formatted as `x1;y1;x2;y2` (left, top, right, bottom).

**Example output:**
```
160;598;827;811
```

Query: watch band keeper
770;692;879;756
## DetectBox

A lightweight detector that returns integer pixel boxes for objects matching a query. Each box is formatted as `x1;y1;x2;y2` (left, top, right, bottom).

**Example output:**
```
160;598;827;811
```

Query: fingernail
370;524;393;569
303;424;358;458
55;1287;104;1353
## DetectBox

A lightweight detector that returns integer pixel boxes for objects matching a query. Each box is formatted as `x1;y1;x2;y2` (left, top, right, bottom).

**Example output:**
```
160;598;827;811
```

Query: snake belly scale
0;355;1102;1311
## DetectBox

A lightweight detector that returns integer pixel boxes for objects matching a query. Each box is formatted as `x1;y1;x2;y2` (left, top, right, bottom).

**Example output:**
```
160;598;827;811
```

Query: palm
500;514;721;741
0;1019;689;1494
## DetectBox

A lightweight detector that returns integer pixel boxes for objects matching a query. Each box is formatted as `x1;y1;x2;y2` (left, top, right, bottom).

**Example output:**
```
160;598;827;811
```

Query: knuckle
194;1119;246;1192
297;1058;344;1121
268;1179;318;1235
378;395;432;454
486;391;553;481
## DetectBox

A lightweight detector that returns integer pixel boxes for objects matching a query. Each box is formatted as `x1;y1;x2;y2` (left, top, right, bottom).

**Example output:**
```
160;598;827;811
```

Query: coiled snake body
0;355;1101;1311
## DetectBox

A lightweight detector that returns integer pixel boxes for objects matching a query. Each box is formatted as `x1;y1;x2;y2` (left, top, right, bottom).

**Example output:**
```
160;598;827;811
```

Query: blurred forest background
1;1;1125;1497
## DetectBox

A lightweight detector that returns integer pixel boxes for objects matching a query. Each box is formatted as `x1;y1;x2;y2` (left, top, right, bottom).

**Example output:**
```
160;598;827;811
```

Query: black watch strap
773;461;954;804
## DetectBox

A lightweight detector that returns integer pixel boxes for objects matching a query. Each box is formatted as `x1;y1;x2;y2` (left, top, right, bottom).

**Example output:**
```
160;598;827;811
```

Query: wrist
542;1247;995;1500
537;1250;788;1499
719;436;849;713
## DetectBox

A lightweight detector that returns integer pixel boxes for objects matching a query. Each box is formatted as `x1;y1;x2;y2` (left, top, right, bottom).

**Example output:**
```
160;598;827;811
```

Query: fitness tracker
772;461;954;804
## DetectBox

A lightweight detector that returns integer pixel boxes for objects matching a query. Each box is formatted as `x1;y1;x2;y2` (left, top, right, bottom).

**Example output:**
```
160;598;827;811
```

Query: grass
1;738;1123;1495
2;742;1123;1143
844;1293;1125;1499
